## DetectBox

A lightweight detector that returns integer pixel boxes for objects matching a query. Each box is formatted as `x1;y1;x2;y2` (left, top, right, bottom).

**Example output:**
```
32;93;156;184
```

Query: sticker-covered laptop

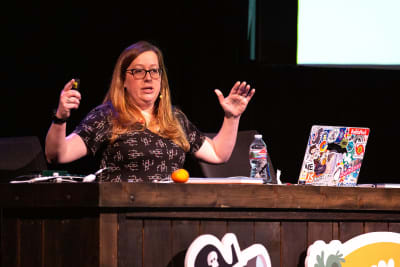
298;125;370;186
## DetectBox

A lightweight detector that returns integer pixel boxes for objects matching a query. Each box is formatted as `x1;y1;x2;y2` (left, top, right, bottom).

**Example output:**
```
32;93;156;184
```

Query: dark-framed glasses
126;68;162;79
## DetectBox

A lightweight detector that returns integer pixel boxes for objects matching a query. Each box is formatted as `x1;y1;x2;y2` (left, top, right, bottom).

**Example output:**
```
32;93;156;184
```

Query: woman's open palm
214;81;255;118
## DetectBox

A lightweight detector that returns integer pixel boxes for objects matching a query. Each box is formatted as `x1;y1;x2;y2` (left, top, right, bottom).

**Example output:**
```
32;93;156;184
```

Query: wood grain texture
143;220;172;267
98;183;400;211
254;221;280;267
118;215;143;267
339;222;364;242
100;213;117;267
308;222;334;246
2;183;400;266
170;220;200;267
281;222;307;267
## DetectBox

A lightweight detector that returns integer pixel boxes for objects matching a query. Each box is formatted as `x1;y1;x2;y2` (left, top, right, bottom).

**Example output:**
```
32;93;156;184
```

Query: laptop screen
298;125;370;187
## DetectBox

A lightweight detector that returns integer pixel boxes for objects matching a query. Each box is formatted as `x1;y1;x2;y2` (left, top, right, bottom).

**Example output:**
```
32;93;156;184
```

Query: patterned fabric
73;102;205;182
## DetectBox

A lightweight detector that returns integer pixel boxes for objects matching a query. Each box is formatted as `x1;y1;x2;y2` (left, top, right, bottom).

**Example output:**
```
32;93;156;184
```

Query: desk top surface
0;182;399;211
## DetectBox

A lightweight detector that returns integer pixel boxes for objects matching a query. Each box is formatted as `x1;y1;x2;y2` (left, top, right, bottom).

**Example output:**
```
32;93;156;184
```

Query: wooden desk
1;183;400;267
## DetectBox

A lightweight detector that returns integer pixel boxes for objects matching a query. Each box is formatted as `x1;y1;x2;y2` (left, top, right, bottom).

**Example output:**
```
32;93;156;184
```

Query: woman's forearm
210;115;241;163
45;122;68;163
45;124;87;164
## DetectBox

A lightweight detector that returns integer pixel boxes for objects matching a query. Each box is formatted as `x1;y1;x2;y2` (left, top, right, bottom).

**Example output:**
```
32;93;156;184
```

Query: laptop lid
298;125;370;186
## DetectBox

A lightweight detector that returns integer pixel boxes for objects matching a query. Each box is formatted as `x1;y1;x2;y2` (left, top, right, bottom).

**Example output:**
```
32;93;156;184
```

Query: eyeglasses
126;68;162;80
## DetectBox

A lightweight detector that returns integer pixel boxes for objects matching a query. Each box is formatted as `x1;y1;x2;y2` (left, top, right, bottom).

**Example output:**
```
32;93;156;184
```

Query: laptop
298;125;370;187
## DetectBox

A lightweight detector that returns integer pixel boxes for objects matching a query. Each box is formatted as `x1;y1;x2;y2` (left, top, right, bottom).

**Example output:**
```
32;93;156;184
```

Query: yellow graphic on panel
342;242;399;266
306;232;400;267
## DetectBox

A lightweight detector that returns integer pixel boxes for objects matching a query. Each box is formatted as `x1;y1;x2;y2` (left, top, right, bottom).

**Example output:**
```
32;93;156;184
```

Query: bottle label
250;147;267;160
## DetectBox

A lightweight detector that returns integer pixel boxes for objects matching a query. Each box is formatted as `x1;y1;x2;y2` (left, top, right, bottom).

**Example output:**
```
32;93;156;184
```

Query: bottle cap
255;134;262;138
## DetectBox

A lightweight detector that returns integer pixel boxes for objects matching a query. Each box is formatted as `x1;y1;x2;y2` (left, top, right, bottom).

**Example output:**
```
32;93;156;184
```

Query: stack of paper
186;177;264;184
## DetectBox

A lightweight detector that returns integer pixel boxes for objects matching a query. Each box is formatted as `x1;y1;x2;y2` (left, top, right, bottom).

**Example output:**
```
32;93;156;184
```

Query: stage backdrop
2;1;399;184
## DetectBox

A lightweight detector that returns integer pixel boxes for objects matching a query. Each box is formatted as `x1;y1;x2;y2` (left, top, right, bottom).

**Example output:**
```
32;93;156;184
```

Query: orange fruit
171;169;189;183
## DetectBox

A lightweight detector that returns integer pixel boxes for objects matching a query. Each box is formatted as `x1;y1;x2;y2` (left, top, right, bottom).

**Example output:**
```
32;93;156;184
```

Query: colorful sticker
356;144;365;155
319;141;328;152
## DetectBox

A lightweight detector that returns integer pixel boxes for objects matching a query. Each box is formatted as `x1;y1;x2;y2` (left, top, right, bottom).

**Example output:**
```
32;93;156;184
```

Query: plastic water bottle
249;134;272;183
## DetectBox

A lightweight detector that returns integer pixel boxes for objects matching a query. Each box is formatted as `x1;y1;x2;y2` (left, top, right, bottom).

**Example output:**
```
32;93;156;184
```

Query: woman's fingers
230;81;253;96
214;89;225;105
246;88;256;101
230;81;241;95
57;79;82;118
237;81;247;94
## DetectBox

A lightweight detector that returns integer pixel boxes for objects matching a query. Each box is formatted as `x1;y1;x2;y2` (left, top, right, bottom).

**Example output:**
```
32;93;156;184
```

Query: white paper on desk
187;177;264;184
375;183;400;188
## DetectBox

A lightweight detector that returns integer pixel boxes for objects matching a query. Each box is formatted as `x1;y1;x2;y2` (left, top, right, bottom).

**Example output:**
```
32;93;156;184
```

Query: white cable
10;168;109;184
82;174;96;183
83;167;109;183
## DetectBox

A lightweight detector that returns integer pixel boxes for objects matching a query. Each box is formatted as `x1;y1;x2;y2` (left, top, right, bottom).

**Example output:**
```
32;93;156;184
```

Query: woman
45;41;255;182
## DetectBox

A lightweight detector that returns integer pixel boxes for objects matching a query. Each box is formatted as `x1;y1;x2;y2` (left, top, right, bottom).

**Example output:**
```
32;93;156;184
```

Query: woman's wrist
52;110;68;124
224;113;241;120
222;115;241;131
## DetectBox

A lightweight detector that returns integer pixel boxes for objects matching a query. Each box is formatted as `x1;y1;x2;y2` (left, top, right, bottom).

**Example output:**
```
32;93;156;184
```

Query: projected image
297;0;400;66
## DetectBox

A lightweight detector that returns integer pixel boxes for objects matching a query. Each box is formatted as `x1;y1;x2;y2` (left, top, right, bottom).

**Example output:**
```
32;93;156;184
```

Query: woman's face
124;51;161;110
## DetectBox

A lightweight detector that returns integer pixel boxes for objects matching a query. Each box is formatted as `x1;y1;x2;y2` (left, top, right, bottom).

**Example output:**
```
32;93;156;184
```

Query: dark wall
2;1;399;184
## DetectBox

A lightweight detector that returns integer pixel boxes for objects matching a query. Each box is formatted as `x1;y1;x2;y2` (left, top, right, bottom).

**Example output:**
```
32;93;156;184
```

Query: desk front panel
2;183;400;267
115;208;400;267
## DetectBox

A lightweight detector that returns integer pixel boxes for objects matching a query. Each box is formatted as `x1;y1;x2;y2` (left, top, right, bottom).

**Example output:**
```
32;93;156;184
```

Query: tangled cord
10;167;109;184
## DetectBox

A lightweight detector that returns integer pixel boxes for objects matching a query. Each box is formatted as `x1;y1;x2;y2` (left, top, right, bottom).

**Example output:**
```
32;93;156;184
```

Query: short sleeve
73;103;113;156
174;107;205;153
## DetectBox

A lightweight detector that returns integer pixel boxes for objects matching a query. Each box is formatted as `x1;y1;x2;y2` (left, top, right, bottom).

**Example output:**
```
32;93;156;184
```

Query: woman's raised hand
56;79;82;120
214;81;255;118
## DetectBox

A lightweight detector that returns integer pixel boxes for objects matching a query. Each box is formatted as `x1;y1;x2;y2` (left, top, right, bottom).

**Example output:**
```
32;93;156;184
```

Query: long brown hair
103;41;190;151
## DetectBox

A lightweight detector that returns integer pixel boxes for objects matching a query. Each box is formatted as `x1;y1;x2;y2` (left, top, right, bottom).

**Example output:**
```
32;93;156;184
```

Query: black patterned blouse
73;102;205;182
